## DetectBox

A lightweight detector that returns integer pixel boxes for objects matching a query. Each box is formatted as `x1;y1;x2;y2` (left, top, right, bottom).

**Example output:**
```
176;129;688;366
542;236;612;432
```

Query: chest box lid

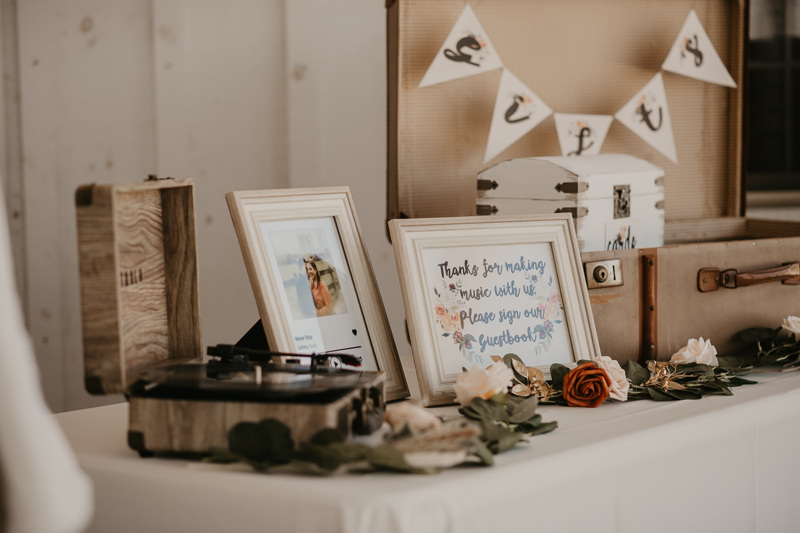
388;0;746;224
76;178;202;395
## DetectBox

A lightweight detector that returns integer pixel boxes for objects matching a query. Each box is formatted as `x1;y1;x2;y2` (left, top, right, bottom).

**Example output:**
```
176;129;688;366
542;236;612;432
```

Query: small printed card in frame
226;187;409;401
390;214;601;406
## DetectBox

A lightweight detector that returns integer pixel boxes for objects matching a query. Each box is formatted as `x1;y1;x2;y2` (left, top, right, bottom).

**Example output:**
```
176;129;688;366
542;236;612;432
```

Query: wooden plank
76;184;122;394
161;185;202;360
115;188;170;388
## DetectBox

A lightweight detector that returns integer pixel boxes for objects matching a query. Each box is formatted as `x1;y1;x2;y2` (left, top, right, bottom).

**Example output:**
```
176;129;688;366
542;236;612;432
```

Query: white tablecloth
56;371;800;533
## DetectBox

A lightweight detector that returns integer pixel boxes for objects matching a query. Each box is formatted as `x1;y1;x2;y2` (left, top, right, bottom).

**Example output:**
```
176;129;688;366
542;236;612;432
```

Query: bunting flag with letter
614;73;678;163
661;9;737;87
553;114;613;157
419;4;503;88
484;69;552;163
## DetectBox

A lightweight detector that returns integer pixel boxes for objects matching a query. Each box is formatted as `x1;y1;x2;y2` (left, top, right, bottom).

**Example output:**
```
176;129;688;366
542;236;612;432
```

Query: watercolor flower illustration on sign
528;275;563;355
432;279;483;365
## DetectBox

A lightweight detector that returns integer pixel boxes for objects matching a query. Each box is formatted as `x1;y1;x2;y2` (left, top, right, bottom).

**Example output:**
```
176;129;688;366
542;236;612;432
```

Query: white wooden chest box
477;154;665;252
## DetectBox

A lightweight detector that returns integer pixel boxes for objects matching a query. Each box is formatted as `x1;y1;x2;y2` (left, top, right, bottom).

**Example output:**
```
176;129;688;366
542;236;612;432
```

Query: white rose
594;355;629;401
453;363;514;406
384;402;441;434
670;337;718;367
782;316;800;336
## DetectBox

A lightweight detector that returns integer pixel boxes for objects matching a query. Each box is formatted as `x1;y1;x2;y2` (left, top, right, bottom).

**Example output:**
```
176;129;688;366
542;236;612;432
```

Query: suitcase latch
584;259;623;289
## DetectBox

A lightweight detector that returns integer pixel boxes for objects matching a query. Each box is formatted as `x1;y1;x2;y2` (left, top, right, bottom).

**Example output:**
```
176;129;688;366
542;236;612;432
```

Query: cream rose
384;402;441;434
453;363;513;406
670;337;718;367
593;356;629;401
782;316;800;336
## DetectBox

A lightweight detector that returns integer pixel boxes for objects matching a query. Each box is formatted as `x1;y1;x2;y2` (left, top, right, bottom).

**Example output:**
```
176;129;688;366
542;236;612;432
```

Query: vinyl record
136;362;378;402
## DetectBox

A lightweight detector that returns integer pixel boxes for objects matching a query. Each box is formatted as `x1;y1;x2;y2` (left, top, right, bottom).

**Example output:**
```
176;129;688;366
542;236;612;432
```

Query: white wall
284;0;413;373
12;0;288;412
3;0;412;412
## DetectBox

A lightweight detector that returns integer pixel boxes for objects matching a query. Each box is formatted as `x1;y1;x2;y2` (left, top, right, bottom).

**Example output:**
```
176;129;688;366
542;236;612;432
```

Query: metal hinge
555;206;589;218
477;204;499;216
655;177;664;187
555;182;589;194
655;200;665;210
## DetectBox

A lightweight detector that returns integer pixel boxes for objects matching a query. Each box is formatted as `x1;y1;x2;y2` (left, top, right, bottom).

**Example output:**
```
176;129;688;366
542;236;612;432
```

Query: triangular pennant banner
554;114;613;157
484;69;552;163
661;9;737;88
614;73;678;163
419;5;503;88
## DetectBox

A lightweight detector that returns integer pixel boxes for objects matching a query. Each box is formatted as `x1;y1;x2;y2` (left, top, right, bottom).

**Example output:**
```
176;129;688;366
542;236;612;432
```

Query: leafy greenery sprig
620;360;755;401
458;394;557;453
204;419;437;474
720;327;800;370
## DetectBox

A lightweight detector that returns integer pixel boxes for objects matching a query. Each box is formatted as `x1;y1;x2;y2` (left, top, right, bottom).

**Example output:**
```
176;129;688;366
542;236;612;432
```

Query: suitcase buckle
719;269;738;289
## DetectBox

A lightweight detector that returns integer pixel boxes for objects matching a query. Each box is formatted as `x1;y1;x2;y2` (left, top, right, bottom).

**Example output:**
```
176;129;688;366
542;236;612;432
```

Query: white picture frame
226;187;409;401
389;214;600;406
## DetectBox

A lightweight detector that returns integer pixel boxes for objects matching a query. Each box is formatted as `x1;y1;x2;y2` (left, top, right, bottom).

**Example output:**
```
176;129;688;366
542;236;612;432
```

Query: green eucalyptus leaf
728;376;758;386
228;419;294;464
550;364;570;390
738;327;778;344
516;415;543;433
490;429;525;454
646;387;677;401
527;420;558;436
576;359;593;366
309;428;345;446
367;447;412;473
716;356;745;372
298;442;345;471
664;389;703;400
508;396;540;424
622;360;649;385
472;440;494;465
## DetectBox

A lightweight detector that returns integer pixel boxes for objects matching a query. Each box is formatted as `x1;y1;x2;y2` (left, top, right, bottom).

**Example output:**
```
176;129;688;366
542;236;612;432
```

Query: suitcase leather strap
697;262;800;292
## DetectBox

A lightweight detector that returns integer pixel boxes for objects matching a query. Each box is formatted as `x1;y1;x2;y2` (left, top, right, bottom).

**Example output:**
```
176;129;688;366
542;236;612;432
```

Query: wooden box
477;154;666;252
387;0;800;362
76;179;385;455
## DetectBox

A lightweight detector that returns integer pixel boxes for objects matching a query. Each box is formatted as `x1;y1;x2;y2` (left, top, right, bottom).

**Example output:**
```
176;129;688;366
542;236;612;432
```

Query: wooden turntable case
76;178;385;454
387;0;800;362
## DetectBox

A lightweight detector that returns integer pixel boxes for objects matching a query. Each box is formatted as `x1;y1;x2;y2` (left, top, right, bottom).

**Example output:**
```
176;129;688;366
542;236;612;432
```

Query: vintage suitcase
76;178;385;455
387;0;800;362
476;154;666;252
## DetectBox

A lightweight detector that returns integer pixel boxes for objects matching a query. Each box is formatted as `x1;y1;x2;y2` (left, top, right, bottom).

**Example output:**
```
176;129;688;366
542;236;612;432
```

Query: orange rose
562;362;611;408
440;312;462;332
435;304;446;317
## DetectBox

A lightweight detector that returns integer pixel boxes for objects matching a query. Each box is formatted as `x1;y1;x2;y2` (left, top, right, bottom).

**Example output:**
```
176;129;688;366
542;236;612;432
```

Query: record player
76;178;385;456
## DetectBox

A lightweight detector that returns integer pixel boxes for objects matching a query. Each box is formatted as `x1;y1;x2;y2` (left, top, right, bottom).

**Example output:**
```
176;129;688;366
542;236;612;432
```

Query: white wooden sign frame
226;187;409;401
389;214;601;406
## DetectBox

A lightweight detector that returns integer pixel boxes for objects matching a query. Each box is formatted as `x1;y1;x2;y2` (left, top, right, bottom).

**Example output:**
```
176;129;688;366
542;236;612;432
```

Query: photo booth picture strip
661;9;737;88
418;4;503;88
553;114;614;157
614;73;678;164
484;69;553;164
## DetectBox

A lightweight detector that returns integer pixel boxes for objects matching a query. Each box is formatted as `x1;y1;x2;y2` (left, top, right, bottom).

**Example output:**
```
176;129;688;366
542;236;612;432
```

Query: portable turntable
76;178;385;456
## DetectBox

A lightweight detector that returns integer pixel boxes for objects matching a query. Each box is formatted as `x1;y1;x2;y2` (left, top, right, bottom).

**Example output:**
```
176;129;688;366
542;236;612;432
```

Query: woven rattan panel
390;0;745;221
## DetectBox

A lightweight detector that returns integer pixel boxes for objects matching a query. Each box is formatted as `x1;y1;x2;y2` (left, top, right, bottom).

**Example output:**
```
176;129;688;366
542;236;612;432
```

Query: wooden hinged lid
76;178;202;395
388;0;747;223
